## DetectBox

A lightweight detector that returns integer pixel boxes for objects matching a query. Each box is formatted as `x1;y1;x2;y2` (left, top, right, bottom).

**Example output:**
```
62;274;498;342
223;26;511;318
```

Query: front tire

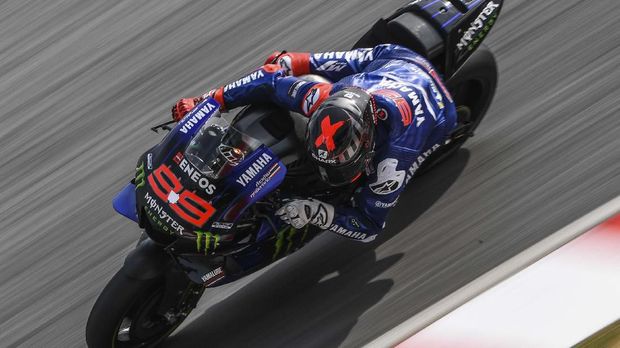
86;269;200;347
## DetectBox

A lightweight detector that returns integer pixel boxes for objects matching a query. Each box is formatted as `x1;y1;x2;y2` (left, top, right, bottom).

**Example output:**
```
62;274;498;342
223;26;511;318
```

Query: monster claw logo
272;225;310;260
135;162;146;189
196;231;220;255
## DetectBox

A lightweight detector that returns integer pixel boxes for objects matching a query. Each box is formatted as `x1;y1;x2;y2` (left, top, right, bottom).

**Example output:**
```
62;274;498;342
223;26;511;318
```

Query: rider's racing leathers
208;44;458;242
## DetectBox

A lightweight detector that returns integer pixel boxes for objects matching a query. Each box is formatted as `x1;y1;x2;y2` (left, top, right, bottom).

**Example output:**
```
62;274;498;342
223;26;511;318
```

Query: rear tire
86;269;199;347
415;45;498;176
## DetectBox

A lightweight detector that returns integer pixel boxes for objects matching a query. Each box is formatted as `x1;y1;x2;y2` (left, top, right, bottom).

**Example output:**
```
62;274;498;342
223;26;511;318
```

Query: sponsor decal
457;1;500;52
174;153;217;195
350;218;361;229
312;49;373;64
343;91;361;99
277;55;293;75
173;152;183;164
250;163;282;198
195;231;220;254
316;60;348;72
303;87;320;115
135;162;146;189
370;158;406;195
407;90;426;119
223;69;265;92
375;89;413;126
377;78;432;120
302;84;331;115
409;56;453;104
369;93;378;124
201;266;225;286
179;102;218;135
287;80;307;99
148;165;217;227
217;145;244;166
377;75;409;90
362;235;377;243
328;223;368;240
416;116;425;127
272;225;311;260
376;108;388;121
236;153;274;187
383;60;423;74
311;202;333;228
211;221;234;230
312;152;337;164
428;81;445;110
375;199;398;209
405;143;442;183
144;192;185;234
146;153;153;170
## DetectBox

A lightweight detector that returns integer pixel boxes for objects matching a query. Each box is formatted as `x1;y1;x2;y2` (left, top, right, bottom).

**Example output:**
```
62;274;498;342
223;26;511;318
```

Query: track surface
0;1;619;347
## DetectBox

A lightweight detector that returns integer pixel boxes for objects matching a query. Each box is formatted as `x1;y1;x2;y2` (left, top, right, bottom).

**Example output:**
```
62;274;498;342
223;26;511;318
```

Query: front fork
158;269;204;323
122;237;204;320
124;217;320;311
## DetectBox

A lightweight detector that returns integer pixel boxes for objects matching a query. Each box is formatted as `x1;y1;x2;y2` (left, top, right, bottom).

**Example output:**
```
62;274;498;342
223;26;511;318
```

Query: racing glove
264;50;286;65
276;199;334;229
264;51;310;76
171;97;203;122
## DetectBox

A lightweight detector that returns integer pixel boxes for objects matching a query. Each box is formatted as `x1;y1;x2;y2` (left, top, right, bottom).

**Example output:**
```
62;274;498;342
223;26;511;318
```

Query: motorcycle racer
171;44;458;243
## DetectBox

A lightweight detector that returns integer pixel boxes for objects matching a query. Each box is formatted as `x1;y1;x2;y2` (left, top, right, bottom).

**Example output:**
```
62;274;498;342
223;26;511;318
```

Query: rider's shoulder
370;92;409;133
370;44;423;60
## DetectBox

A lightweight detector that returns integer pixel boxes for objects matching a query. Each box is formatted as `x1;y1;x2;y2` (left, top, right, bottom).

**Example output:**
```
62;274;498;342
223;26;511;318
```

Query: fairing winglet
113;183;139;222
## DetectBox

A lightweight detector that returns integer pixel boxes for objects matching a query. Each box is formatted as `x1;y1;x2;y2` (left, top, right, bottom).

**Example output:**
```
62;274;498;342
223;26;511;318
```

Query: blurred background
0;1;619;347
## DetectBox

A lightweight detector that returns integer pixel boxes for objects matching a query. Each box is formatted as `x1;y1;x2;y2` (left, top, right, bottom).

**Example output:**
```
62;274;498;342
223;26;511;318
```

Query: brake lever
151;120;176;133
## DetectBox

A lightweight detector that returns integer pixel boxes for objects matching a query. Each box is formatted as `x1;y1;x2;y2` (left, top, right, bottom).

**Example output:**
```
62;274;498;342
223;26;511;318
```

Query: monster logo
457;2;500;52
196;231;220;255
135;162;146;189
272;225;311;261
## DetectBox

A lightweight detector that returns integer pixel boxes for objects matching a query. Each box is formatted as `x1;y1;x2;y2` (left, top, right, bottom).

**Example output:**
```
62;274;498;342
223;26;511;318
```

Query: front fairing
133;98;287;241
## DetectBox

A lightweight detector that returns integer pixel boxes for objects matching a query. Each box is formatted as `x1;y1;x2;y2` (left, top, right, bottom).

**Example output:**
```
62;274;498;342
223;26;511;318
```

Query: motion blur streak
0;1;618;347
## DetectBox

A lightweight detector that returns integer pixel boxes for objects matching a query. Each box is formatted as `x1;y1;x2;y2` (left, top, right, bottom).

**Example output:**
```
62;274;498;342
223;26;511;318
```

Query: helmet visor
316;150;367;186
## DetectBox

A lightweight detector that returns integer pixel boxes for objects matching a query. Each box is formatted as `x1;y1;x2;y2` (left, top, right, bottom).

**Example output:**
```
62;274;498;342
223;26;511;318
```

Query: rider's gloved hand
264;50;286;65
171;97;203;122
264;51;310;76
276;199;334;229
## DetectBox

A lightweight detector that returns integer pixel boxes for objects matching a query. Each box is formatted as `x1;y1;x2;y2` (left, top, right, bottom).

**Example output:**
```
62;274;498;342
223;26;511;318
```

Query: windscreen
184;116;262;180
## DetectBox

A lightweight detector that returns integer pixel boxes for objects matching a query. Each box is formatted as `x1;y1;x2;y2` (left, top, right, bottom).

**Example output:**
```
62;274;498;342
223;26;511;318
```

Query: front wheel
416;45;498;176
86;269;203;347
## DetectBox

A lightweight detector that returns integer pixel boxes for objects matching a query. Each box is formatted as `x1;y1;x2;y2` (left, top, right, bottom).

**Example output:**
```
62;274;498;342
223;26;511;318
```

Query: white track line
366;195;620;348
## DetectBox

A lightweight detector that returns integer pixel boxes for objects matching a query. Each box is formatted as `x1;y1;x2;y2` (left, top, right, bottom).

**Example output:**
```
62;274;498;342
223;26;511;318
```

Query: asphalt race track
0;1;619;347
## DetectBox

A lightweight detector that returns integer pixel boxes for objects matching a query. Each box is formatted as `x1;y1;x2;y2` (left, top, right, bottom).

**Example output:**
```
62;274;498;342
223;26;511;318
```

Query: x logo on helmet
314;116;344;152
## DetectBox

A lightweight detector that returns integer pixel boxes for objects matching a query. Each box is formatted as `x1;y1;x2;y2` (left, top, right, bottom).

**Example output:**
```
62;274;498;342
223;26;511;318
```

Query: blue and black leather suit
209;44;458;242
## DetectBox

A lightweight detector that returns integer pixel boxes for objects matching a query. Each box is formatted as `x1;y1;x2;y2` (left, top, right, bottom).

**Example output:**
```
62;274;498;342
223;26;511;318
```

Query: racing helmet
305;87;377;186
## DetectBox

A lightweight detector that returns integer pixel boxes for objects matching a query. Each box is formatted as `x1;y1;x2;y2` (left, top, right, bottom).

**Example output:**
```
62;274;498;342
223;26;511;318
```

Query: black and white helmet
305;88;376;186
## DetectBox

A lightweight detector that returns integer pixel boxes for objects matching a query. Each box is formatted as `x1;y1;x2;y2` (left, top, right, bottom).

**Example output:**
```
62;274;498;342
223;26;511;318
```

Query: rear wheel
86;269;203;347
416;45;498;176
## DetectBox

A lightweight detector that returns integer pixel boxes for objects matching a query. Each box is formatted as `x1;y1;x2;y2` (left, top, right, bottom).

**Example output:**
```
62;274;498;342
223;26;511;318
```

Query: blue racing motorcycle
86;0;502;346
